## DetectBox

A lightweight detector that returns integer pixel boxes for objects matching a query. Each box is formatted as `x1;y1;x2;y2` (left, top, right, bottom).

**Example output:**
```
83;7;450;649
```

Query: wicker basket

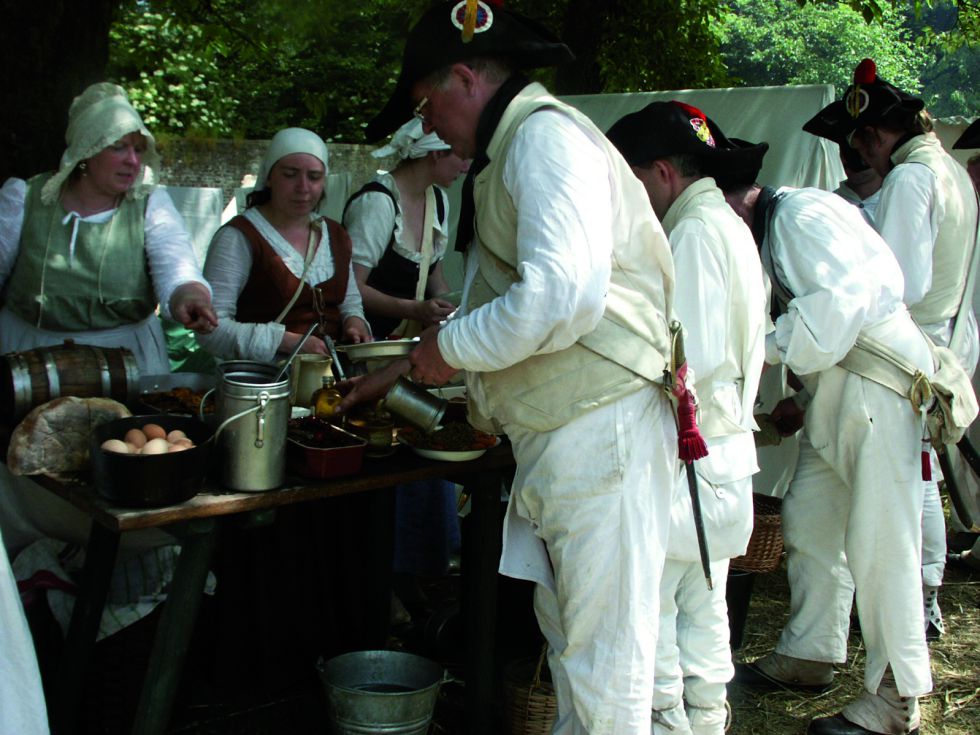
503;646;557;735
730;493;784;574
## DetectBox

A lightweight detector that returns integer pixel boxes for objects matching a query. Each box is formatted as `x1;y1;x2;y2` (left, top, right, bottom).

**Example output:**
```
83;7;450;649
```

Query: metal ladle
323;334;347;382
311;285;347;382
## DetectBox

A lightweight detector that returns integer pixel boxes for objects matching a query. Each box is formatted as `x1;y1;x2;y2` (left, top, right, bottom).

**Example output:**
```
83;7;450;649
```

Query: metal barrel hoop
42;347;60;402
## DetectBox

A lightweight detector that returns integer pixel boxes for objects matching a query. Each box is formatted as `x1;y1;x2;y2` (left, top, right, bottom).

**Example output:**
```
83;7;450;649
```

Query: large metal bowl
90;414;214;508
337;339;417;374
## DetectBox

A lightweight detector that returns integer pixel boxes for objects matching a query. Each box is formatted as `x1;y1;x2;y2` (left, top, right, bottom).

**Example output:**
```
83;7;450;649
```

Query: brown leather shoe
733;661;832;693
807;713;919;735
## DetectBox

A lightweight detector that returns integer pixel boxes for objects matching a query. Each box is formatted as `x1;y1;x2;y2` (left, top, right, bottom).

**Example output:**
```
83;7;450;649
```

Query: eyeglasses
413;96;430;125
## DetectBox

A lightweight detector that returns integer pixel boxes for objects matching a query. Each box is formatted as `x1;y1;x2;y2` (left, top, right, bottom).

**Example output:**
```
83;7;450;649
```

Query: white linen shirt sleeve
144;188;210;319
874;162;940;307
0;178;27;291
766;192;892;375
196;225;285;362
438;110;613;372
338;258;367;325
345;190;397;269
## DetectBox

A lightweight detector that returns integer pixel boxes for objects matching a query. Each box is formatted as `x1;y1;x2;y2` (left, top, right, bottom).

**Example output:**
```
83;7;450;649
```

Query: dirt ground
729;553;980;735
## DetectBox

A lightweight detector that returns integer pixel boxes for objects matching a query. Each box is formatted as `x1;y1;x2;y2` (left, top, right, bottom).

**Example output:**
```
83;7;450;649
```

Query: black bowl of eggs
90;414;214;508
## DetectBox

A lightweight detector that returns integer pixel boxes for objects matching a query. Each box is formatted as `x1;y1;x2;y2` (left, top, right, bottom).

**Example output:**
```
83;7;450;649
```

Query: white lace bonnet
40;82;160;205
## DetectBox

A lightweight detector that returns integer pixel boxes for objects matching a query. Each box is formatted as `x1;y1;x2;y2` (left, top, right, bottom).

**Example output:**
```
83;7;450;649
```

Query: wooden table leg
52;520;120;735
463;472;503;735
363;487;396;647
130;518;218;735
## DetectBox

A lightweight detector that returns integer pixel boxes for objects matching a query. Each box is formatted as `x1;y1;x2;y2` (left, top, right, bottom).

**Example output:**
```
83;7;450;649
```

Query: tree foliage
719;0;927;92
106;0;732;142
109;8;238;135
720;0;979;117
108;0;428;141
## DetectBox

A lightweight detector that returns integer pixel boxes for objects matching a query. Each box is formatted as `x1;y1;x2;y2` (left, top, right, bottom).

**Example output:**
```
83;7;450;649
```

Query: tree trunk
0;0;118;182
554;0;606;95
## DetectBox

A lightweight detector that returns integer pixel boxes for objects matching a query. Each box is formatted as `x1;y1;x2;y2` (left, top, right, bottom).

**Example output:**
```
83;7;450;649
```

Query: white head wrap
254;127;329;193
41;82;160;205
371;118;450;160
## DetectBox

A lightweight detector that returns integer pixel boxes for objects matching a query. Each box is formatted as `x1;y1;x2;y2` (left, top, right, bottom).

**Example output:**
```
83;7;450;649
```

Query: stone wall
154;137;396;206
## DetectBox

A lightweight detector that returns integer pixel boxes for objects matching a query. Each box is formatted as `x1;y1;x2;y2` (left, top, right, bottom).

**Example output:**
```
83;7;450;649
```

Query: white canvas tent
562;84;845;190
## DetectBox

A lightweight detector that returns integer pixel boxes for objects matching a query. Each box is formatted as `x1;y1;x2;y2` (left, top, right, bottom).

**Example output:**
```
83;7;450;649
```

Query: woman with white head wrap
343;119;469;615
196;141;378;689
0;82;216;374
343;117;469;339
198;127;371;362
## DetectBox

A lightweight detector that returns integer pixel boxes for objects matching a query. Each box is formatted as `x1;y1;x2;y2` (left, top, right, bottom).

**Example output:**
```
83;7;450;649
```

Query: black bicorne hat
607;101;725;166
953;118;980;150
802;100;851;146
606;100;769;188
365;0;573;142
706;136;771;192
802;99;871;172
839;58;924;135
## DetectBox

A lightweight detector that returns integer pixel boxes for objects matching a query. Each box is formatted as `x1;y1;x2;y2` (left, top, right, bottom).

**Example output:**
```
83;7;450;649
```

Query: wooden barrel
1;343;141;422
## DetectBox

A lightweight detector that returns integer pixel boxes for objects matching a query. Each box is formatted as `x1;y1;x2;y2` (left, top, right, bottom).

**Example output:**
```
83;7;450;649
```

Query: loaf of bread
7;397;131;476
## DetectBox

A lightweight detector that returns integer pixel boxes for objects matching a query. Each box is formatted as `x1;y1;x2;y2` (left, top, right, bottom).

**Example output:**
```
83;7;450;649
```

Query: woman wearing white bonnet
343;117;469;339
0;82;217;690
198;126;370;362
0;81;216;374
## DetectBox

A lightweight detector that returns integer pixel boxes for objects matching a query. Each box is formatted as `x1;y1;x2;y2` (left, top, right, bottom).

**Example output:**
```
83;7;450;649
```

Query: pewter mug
384;377;447;434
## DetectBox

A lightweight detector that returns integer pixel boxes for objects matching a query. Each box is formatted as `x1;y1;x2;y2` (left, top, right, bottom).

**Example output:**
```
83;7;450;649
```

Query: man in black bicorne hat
704;119;949;735
841;58;978;380
803;100;883;224
842;58;980;645
361;3;681;733
804;95;956;649
607;101;767;735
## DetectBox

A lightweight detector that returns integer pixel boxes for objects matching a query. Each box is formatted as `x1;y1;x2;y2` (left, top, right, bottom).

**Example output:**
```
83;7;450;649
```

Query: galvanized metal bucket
317;650;447;734
204;360;290;492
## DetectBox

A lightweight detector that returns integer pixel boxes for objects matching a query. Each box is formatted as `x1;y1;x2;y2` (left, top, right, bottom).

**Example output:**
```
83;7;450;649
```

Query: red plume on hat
853;58;877;85
847;58;877;118
671;101;707;120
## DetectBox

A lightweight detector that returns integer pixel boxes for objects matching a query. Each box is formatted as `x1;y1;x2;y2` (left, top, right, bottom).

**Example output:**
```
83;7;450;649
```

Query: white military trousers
776;424;931;696
504;385;676;735
653;556;732;735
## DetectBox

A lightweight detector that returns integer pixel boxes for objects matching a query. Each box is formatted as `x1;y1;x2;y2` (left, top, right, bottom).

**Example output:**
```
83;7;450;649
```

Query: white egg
141;438;171;455
166;429;187;443
167;443;189;453
101;439;130;454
